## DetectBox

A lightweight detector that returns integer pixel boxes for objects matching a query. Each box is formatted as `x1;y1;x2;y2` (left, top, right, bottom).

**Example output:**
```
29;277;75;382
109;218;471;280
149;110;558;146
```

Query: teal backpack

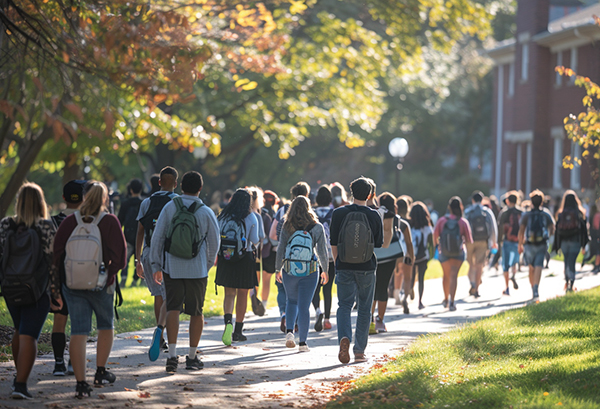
164;197;204;259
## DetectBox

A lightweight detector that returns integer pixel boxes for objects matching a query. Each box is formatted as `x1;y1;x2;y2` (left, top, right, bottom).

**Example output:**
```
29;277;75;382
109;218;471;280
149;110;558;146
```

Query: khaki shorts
466;241;488;265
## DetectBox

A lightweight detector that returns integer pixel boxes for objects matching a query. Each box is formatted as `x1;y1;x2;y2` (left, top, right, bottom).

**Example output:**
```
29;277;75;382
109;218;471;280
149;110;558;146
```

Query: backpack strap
114;280;123;320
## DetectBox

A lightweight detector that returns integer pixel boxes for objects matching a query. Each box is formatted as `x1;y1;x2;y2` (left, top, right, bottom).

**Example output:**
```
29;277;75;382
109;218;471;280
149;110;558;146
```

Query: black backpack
526;209;548;244
139;193;176;247
440;218;462;257
123;198;142;245
0;221;49;306
414;228;427;261
467;206;489;242
337;210;375;264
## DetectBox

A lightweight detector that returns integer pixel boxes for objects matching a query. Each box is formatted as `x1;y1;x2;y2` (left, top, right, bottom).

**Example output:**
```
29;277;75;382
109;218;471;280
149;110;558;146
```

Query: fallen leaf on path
183;387;194;391
138;391;151;398
107;362;120;365
224;370;234;375
124;387;135;391
98;394;106;399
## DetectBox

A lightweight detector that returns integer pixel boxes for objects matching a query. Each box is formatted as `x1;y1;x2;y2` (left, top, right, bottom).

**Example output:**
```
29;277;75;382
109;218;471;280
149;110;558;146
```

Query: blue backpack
283;225;318;277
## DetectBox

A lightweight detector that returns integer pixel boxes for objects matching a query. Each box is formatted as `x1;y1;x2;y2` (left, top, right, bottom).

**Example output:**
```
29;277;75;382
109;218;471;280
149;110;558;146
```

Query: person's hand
136;262;144;278
518;244;524;254
275;271;282;283
154;271;163;285
320;271;329;285
51;296;63;311
492;242;498;250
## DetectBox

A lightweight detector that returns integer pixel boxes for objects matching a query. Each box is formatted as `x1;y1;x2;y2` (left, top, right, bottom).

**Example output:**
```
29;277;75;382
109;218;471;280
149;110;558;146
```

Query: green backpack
164;197;204;259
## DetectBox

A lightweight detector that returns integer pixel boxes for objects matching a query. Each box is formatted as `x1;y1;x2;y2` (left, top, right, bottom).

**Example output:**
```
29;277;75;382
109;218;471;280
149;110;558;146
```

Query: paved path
2;259;600;408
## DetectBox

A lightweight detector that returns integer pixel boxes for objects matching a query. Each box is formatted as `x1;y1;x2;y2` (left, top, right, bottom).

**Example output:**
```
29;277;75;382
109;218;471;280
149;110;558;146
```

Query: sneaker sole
149;327;163;362
314;314;324;332
286;339;296;348
222;323;233;346
53;371;66;376
511;278;519;290
11;391;32;400
338;337;350;364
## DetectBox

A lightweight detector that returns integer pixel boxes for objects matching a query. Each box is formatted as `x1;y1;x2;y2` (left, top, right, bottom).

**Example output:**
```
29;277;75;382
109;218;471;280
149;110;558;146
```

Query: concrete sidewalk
2;259;600;408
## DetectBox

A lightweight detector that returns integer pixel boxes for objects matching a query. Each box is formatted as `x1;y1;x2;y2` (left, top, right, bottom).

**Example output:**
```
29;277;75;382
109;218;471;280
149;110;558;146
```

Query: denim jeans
275;279;287;316
561;240;581;281
282;272;319;343
502;241;519;272
336;269;376;354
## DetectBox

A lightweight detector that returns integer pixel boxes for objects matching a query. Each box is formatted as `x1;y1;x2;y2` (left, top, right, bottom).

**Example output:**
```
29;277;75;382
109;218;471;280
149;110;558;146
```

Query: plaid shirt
150;195;220;279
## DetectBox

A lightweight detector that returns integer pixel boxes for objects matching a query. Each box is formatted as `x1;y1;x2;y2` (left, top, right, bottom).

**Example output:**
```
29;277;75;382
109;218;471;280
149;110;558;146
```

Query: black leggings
411;260;428;302
312;262;336;318
374;261;396;301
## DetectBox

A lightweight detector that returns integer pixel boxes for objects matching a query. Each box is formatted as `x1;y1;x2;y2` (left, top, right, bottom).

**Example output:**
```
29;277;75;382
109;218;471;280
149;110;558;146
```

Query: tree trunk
0;126;53;218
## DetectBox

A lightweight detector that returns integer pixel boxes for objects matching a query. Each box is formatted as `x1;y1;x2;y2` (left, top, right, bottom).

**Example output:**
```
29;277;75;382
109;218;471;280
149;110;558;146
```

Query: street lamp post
388;137;409;196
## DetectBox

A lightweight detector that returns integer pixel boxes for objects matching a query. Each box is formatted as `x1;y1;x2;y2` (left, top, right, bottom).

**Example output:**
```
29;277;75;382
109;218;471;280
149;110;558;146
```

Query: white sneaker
285;332;296;348
298;344;309;353
394;289;401;305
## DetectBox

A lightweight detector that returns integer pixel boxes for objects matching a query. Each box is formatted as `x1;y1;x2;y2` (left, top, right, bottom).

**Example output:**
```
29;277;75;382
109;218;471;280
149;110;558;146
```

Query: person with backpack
117;178;144;287
247;186;267;317
330;177;383;363
135;166;178;361
275;196;329;351
433;196;473;311
50;180;86;377
371;192;405;333
518;189;555;301
259;190;279;309
312;185;335;331
589;199;600;274
394;196;414;314
464;191;498;298
52;182;127;398
0;183;59;399
150;171;219;373
216;188;260;345
269;181;310;332
409;201;434;310
496;191;522;295
552;190;588;292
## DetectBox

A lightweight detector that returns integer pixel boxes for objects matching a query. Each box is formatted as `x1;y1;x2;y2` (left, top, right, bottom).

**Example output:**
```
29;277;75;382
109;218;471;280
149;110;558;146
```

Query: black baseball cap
63;180;86;203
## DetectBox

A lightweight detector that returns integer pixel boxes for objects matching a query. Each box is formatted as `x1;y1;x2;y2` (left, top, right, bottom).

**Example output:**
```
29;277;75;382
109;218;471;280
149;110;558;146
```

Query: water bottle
241;237;247;249
490;247;498;255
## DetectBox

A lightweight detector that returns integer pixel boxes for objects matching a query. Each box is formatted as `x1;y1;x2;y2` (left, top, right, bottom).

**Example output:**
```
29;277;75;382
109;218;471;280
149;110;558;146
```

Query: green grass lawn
328;287;600;408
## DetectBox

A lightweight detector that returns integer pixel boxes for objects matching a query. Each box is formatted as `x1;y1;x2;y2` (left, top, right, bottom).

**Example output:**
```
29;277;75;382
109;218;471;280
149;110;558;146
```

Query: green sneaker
369;321;377;335
222;323;233;346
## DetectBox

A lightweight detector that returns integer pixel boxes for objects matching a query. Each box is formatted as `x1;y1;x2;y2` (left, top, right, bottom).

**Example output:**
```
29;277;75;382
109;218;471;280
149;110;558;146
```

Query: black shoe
469;286;477;296
166;356;178;373
160;337;168;352
53;360;67;376
93;368;116;386
402;299;409;314
67;359;74;375
185;355;204;370
511;276;519;290
250;293;265;317
566;280;574;292
232;332;247;342
314;313;324;332
75;381;93;399
11;383;32;400
280;316;286;333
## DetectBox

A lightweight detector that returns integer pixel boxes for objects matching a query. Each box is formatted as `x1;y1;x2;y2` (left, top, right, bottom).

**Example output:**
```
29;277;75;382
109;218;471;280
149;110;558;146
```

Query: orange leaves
103;109;115;137
64;103;84;121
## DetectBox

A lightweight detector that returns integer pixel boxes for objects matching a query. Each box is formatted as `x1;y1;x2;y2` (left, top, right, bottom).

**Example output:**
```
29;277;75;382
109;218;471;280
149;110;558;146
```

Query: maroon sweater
53;213;127;287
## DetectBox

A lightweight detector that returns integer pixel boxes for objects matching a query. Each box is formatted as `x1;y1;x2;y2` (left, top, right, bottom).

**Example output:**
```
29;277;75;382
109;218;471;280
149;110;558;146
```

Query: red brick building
488;0;600;199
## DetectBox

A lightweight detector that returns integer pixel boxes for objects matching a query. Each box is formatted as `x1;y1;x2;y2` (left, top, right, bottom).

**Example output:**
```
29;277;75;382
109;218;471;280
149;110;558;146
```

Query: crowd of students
0;168;596;400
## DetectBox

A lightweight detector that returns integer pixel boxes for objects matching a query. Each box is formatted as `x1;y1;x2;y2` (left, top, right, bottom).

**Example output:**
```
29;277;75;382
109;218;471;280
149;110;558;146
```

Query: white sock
168;343;177;358
316;308;322;317
189;347;197;359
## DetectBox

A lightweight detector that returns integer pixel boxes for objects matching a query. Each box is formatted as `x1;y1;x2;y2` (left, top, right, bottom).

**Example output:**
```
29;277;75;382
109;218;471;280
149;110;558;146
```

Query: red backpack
503;209;521;242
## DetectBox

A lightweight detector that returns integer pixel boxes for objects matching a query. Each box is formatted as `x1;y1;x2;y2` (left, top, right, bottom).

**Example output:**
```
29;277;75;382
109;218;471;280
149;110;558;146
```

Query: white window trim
521;43;529;82
553;138;563;189
569;47;578;85
570;141;581;189
556;51;563;87
508;62;515;97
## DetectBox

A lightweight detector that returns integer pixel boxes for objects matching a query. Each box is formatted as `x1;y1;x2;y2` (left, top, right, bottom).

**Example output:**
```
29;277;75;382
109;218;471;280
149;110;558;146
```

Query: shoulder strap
173;196;184;211
74;211;83;225
93;212;106;225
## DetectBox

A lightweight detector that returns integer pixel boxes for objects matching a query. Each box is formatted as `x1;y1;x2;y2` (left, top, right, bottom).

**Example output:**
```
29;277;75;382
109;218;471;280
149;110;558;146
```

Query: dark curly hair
218;188;252;223
409;201;432;229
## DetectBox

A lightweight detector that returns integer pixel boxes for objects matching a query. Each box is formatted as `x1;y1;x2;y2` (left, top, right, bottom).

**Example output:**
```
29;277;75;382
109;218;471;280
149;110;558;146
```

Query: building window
508;62;515;97
521;43;529;82
570;141;581;189
556;51;563;86
553;138;563;189
569;47;578;84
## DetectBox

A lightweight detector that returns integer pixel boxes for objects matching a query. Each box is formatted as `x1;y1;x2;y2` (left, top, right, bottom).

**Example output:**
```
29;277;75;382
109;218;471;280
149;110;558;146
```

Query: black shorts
163;274;207;316
50;287;68;316
374;260;396;301
259;251;277;274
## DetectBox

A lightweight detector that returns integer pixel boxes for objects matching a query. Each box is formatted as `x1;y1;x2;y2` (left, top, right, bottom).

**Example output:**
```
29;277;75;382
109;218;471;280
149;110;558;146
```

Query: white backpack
283;226;318;277
64;211;107;291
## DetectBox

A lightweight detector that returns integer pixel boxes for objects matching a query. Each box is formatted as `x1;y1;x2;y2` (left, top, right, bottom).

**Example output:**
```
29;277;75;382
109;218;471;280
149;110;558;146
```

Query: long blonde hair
283;196;318;235
79;182;108;217
15;182;48;227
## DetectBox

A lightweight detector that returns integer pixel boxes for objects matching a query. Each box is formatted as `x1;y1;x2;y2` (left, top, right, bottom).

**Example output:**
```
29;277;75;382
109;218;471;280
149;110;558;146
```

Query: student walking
496;191;522;295
53;182;127;398
135;166;179;361
247;186;267;317
0;183;59;399
433;197;473;311
518;190;555;301
553;190;588;292
395;196;414;314
330;177;383;363
259;190;280;308
150;171;219;372
464;191;498;298
50;180;86;377
589;199;600;274
371;192;404;333
216;188;260;344
117;178;144;287
409;201;434;310
275;196;329;351
313;185;336;331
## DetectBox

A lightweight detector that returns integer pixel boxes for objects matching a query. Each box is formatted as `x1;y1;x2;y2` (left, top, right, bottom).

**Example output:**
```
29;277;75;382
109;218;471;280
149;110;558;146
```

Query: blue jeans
282;272;319;343
561;240;581;281
502;241;519;272
275;279;287;316
336;269;376;354
62;284;114;335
